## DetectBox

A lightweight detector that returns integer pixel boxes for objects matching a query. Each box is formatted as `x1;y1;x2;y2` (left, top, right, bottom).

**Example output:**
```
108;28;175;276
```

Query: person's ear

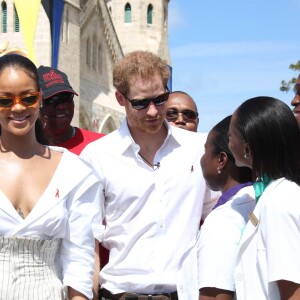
244;143;252;160
115;91;126;106
218;151;228;171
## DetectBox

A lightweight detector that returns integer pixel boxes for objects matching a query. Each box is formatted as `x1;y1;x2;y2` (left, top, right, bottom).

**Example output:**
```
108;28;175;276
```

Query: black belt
100;288;178;300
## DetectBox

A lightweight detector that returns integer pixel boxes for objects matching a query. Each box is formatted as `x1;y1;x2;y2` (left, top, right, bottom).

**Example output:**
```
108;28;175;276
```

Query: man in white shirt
81;51;217;300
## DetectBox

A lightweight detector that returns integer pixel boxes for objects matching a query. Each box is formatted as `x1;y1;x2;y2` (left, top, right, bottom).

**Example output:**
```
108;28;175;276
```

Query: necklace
139;152;160;170
52;126;77;145
139;152;153;168
18;207;25;219
70;126;76;138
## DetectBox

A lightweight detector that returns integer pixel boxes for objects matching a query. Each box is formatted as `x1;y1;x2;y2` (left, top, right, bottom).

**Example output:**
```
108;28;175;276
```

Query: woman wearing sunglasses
0;54;102;299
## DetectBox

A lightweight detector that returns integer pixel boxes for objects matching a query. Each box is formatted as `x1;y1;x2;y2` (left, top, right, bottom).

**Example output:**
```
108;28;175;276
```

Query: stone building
0;0;171;133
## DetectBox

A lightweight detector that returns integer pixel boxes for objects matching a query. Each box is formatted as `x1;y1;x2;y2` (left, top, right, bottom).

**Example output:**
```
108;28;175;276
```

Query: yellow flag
14;0;41;64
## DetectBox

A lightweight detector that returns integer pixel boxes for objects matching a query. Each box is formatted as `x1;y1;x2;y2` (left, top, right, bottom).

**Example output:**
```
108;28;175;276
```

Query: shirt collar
213;182;253;210
117;118;181;155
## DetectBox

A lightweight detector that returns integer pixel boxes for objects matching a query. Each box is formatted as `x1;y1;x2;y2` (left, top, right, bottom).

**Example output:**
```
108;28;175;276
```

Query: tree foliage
280;60;300;92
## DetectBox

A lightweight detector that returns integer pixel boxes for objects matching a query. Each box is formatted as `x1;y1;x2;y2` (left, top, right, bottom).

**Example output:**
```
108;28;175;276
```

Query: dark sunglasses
44;92;74;106
123;88;170;110
0;92;41;109
166;109;198;122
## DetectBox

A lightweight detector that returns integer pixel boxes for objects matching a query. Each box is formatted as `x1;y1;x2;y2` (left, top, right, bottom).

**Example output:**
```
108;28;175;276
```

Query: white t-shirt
81;120;218;297
235;178;300;300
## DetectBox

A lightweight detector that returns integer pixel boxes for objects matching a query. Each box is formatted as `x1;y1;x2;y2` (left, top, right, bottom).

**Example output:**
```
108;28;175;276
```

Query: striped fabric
0;236;67;300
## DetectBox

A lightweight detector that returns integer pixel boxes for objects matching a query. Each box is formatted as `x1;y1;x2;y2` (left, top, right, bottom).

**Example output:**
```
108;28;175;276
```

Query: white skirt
0;236;68;300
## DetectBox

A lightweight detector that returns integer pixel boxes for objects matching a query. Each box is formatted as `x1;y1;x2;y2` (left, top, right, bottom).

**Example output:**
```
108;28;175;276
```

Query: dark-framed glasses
166;109;198;122
0;92;41;109
123;88;170;110
44;92;74;106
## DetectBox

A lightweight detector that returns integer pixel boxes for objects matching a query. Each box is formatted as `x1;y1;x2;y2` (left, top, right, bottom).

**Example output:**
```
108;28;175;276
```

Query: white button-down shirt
81;120;217;298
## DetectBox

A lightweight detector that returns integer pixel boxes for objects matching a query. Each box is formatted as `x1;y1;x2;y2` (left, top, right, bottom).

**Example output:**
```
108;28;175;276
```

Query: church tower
105;0;170;64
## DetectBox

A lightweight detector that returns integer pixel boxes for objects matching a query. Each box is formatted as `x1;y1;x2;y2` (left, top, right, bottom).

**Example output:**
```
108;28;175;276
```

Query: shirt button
235;273;243;281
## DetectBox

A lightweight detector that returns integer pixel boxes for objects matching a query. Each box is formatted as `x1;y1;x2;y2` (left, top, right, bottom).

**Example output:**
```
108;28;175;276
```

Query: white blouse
235;178;300;299
0;147;104;299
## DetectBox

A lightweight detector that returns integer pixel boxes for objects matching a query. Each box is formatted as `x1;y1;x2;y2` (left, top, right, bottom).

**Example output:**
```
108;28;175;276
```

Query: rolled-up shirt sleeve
61;179;105;299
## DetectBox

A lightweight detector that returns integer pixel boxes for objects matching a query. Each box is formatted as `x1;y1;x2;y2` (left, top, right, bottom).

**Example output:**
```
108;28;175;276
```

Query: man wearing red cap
38;66;106;298
38;66;104;155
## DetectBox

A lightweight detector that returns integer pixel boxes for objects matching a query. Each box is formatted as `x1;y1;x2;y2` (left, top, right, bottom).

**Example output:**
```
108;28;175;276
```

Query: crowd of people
0;51;299;300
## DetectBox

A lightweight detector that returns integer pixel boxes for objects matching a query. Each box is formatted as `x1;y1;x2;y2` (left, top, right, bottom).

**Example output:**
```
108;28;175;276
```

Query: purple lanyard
212;182;253;210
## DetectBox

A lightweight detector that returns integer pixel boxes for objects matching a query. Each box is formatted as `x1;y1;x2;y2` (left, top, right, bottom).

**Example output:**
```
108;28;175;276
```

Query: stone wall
0;0;170;133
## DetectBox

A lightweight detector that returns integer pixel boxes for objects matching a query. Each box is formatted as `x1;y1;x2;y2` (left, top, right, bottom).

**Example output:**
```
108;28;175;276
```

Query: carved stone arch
99;114;117;134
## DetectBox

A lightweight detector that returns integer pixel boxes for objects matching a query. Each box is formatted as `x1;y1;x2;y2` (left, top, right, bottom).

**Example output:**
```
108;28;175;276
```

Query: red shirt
58;127;105;155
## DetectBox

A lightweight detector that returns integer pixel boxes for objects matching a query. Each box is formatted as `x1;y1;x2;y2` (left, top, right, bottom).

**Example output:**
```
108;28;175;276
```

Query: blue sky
168;0;300;132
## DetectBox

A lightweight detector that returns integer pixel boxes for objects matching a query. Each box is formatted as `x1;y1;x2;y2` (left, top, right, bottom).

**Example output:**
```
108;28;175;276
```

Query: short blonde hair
113;51;170;96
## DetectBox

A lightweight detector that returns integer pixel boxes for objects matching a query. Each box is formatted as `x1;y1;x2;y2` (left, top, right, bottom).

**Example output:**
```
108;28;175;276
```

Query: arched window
92;35;97;70
14;5;19;32
62;9;70;43
64;9;69;43
98;44;102;72
124;3;131;23
86;38;91;66
147;4;153;24
1;1;7;33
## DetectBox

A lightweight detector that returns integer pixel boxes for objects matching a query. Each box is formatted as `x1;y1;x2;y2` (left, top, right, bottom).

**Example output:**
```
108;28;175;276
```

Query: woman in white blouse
0;54;102;299
199;115;255;300
228;96;300;299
